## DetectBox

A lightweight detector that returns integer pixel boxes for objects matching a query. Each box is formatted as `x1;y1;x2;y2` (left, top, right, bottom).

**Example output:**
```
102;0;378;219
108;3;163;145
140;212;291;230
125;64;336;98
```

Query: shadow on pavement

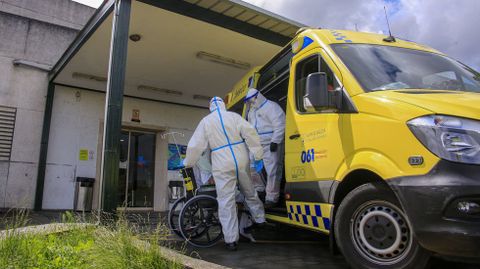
176;222;478;269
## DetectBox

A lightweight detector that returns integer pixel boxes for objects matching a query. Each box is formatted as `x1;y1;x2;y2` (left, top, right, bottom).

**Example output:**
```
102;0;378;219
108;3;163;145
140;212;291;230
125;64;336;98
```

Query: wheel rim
179;195;223;247
182;203;207;239
168;198;185;237
351;201;412;265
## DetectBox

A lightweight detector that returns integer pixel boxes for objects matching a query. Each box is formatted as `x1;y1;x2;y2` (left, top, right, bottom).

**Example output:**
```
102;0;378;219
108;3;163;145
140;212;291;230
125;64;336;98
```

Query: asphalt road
180;222;479;269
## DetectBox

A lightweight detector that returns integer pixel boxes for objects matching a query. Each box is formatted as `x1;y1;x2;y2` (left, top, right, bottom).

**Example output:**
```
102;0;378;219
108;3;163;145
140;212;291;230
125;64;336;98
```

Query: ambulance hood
366;90;480;120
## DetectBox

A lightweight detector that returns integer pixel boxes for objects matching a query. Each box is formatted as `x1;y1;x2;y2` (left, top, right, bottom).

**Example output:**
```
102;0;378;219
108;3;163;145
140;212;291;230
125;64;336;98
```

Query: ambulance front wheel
334;182;430;269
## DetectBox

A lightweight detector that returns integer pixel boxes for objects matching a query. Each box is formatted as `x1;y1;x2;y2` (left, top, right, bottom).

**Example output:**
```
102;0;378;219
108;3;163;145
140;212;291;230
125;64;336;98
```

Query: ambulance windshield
331;44;480;93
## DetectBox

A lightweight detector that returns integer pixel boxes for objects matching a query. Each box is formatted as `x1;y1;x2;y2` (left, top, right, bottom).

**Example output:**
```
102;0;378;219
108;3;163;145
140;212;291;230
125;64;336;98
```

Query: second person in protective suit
183;97;266;251
245;88;286;208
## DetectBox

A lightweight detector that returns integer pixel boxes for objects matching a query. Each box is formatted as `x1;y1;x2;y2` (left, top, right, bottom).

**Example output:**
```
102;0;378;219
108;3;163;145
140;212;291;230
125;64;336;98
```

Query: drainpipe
34;82;55;211
100;0;132;212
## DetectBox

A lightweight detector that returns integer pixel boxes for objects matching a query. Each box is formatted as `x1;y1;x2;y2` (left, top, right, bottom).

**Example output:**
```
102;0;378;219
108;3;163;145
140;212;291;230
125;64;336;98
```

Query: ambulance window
261;76;289;112
258;48;293;90
320;58;339;92
295;55;319;112
295;56;339;113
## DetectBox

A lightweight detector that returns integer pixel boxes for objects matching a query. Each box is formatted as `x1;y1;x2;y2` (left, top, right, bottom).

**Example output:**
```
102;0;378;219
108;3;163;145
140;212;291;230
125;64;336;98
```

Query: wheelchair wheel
168;197;186;237
179;194;223;247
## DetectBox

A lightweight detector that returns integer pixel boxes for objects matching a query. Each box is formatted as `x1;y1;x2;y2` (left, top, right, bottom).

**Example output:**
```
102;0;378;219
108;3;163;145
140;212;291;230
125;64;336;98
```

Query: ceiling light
72;72;107;82
196;51;251;70
193;94;212;101
137;85;183;96
129;34;141;42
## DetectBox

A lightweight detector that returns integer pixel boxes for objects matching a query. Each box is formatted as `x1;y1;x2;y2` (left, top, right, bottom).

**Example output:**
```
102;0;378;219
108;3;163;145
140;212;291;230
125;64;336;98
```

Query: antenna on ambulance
382;6;396;42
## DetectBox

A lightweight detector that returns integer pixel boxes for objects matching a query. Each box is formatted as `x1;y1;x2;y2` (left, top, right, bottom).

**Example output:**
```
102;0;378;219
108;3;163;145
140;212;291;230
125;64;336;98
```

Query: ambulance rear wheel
334;182;430;269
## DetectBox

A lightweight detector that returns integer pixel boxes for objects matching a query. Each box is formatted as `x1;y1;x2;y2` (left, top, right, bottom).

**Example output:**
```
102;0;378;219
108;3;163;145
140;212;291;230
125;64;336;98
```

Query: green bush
0;211;181;269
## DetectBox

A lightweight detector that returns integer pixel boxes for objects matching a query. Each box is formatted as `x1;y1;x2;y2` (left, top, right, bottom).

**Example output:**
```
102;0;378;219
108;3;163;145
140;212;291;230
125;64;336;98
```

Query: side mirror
304;72;342;112
303;72;332;111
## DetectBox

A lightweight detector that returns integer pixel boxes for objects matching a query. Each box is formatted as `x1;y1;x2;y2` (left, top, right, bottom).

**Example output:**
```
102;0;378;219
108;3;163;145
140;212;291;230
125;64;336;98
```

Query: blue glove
254;160;264;173
178;160;186;169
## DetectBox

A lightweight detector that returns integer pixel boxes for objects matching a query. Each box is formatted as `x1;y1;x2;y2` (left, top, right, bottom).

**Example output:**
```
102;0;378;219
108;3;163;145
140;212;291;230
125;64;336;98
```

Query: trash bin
168;180;184;202
75;177;95;211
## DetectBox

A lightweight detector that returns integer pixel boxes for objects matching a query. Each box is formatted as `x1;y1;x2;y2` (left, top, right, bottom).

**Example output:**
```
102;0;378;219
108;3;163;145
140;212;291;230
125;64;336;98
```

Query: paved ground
177;223;348;269
0;210;65;229
1;210;478;269
179;222;479;269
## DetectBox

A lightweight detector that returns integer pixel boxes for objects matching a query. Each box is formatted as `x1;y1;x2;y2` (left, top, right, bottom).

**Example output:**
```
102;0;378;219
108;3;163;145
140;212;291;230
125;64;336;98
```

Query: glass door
118;130;156;208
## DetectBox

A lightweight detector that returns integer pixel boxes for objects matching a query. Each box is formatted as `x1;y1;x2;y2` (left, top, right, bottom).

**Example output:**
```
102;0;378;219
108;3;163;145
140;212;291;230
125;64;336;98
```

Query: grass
0;210;183;269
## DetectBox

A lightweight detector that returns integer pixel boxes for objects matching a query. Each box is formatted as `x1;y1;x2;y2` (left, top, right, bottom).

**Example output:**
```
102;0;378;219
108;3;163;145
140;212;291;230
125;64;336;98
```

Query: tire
179;195;223;248
168;197;186;237
334;182;430;269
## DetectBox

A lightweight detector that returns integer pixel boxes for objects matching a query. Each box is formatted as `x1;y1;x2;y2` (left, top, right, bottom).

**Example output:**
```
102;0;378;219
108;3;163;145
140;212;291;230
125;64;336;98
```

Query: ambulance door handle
289;134;301;140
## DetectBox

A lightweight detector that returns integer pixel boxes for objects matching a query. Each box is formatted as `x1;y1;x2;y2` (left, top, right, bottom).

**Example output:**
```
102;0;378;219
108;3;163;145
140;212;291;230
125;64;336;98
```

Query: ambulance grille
0;105;16;161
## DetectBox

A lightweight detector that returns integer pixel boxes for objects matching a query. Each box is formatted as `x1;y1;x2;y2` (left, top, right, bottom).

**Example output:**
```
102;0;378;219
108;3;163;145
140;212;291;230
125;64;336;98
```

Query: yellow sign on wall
79;149;89;161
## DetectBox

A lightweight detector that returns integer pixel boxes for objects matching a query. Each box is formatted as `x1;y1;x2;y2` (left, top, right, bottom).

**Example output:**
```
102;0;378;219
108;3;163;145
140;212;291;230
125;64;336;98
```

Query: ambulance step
265;207;287;216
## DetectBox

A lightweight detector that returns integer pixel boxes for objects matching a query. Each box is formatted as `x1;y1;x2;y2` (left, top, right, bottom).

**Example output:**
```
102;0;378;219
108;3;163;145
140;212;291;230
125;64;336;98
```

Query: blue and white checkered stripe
287;201;332;232
330;30;352;43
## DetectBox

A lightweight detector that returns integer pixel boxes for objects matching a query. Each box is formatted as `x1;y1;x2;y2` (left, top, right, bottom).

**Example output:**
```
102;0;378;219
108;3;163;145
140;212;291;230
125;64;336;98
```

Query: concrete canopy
51;0;305;108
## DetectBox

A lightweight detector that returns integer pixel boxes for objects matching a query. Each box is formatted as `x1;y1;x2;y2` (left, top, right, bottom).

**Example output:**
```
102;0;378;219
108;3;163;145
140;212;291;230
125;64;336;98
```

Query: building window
0;105;16;161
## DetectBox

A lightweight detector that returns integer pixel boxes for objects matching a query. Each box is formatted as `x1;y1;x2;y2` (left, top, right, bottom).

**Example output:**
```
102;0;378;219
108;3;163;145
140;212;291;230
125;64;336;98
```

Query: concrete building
0;0;95;209
1;0;303;212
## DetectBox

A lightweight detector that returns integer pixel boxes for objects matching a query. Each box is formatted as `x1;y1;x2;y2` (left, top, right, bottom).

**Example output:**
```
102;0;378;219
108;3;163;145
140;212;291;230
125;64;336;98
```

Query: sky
73;0;480;70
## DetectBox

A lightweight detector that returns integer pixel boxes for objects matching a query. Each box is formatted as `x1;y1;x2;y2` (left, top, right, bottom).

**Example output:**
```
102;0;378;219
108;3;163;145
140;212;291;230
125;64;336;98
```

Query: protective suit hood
210;97;226;112
245;88;259;103
252;91;267;109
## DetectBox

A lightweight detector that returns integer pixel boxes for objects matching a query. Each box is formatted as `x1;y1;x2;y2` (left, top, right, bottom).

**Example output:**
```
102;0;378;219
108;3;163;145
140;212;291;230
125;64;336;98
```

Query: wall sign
168;144;187;170
79;149;89;161
89;150;95;160
131;109;140;122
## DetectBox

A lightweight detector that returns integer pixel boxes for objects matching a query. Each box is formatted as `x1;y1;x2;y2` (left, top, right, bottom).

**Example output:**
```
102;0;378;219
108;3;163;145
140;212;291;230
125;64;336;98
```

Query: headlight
407;115;480;164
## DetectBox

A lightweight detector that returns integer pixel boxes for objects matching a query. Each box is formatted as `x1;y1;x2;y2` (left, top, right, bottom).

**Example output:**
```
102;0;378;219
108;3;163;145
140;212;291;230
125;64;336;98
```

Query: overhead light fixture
196;51;251;70
137;85;183;96
72;72;107;82
129;34;141;42
193;94;212;101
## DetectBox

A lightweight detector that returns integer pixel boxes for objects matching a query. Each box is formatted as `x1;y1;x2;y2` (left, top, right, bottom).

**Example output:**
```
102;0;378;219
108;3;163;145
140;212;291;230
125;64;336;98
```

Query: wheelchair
168;168;223;247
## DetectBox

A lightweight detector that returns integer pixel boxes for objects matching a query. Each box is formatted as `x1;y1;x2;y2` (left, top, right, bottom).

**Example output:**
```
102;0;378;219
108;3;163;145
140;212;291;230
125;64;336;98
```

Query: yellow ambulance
225;29;480;269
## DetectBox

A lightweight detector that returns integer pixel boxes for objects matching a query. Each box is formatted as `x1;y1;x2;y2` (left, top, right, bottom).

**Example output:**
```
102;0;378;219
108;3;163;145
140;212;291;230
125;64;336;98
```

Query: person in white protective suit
245;88;286;208
183;97;266;251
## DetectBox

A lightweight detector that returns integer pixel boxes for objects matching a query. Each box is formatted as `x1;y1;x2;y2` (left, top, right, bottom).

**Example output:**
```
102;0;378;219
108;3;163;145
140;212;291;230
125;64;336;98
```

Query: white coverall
183;97;265;244
246;89;286;203
193;151;212;187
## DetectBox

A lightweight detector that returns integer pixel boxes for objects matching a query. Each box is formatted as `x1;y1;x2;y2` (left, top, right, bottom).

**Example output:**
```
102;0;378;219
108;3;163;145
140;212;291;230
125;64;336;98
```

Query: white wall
0;56;48;209
42;86;207;210
0;1;94;209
